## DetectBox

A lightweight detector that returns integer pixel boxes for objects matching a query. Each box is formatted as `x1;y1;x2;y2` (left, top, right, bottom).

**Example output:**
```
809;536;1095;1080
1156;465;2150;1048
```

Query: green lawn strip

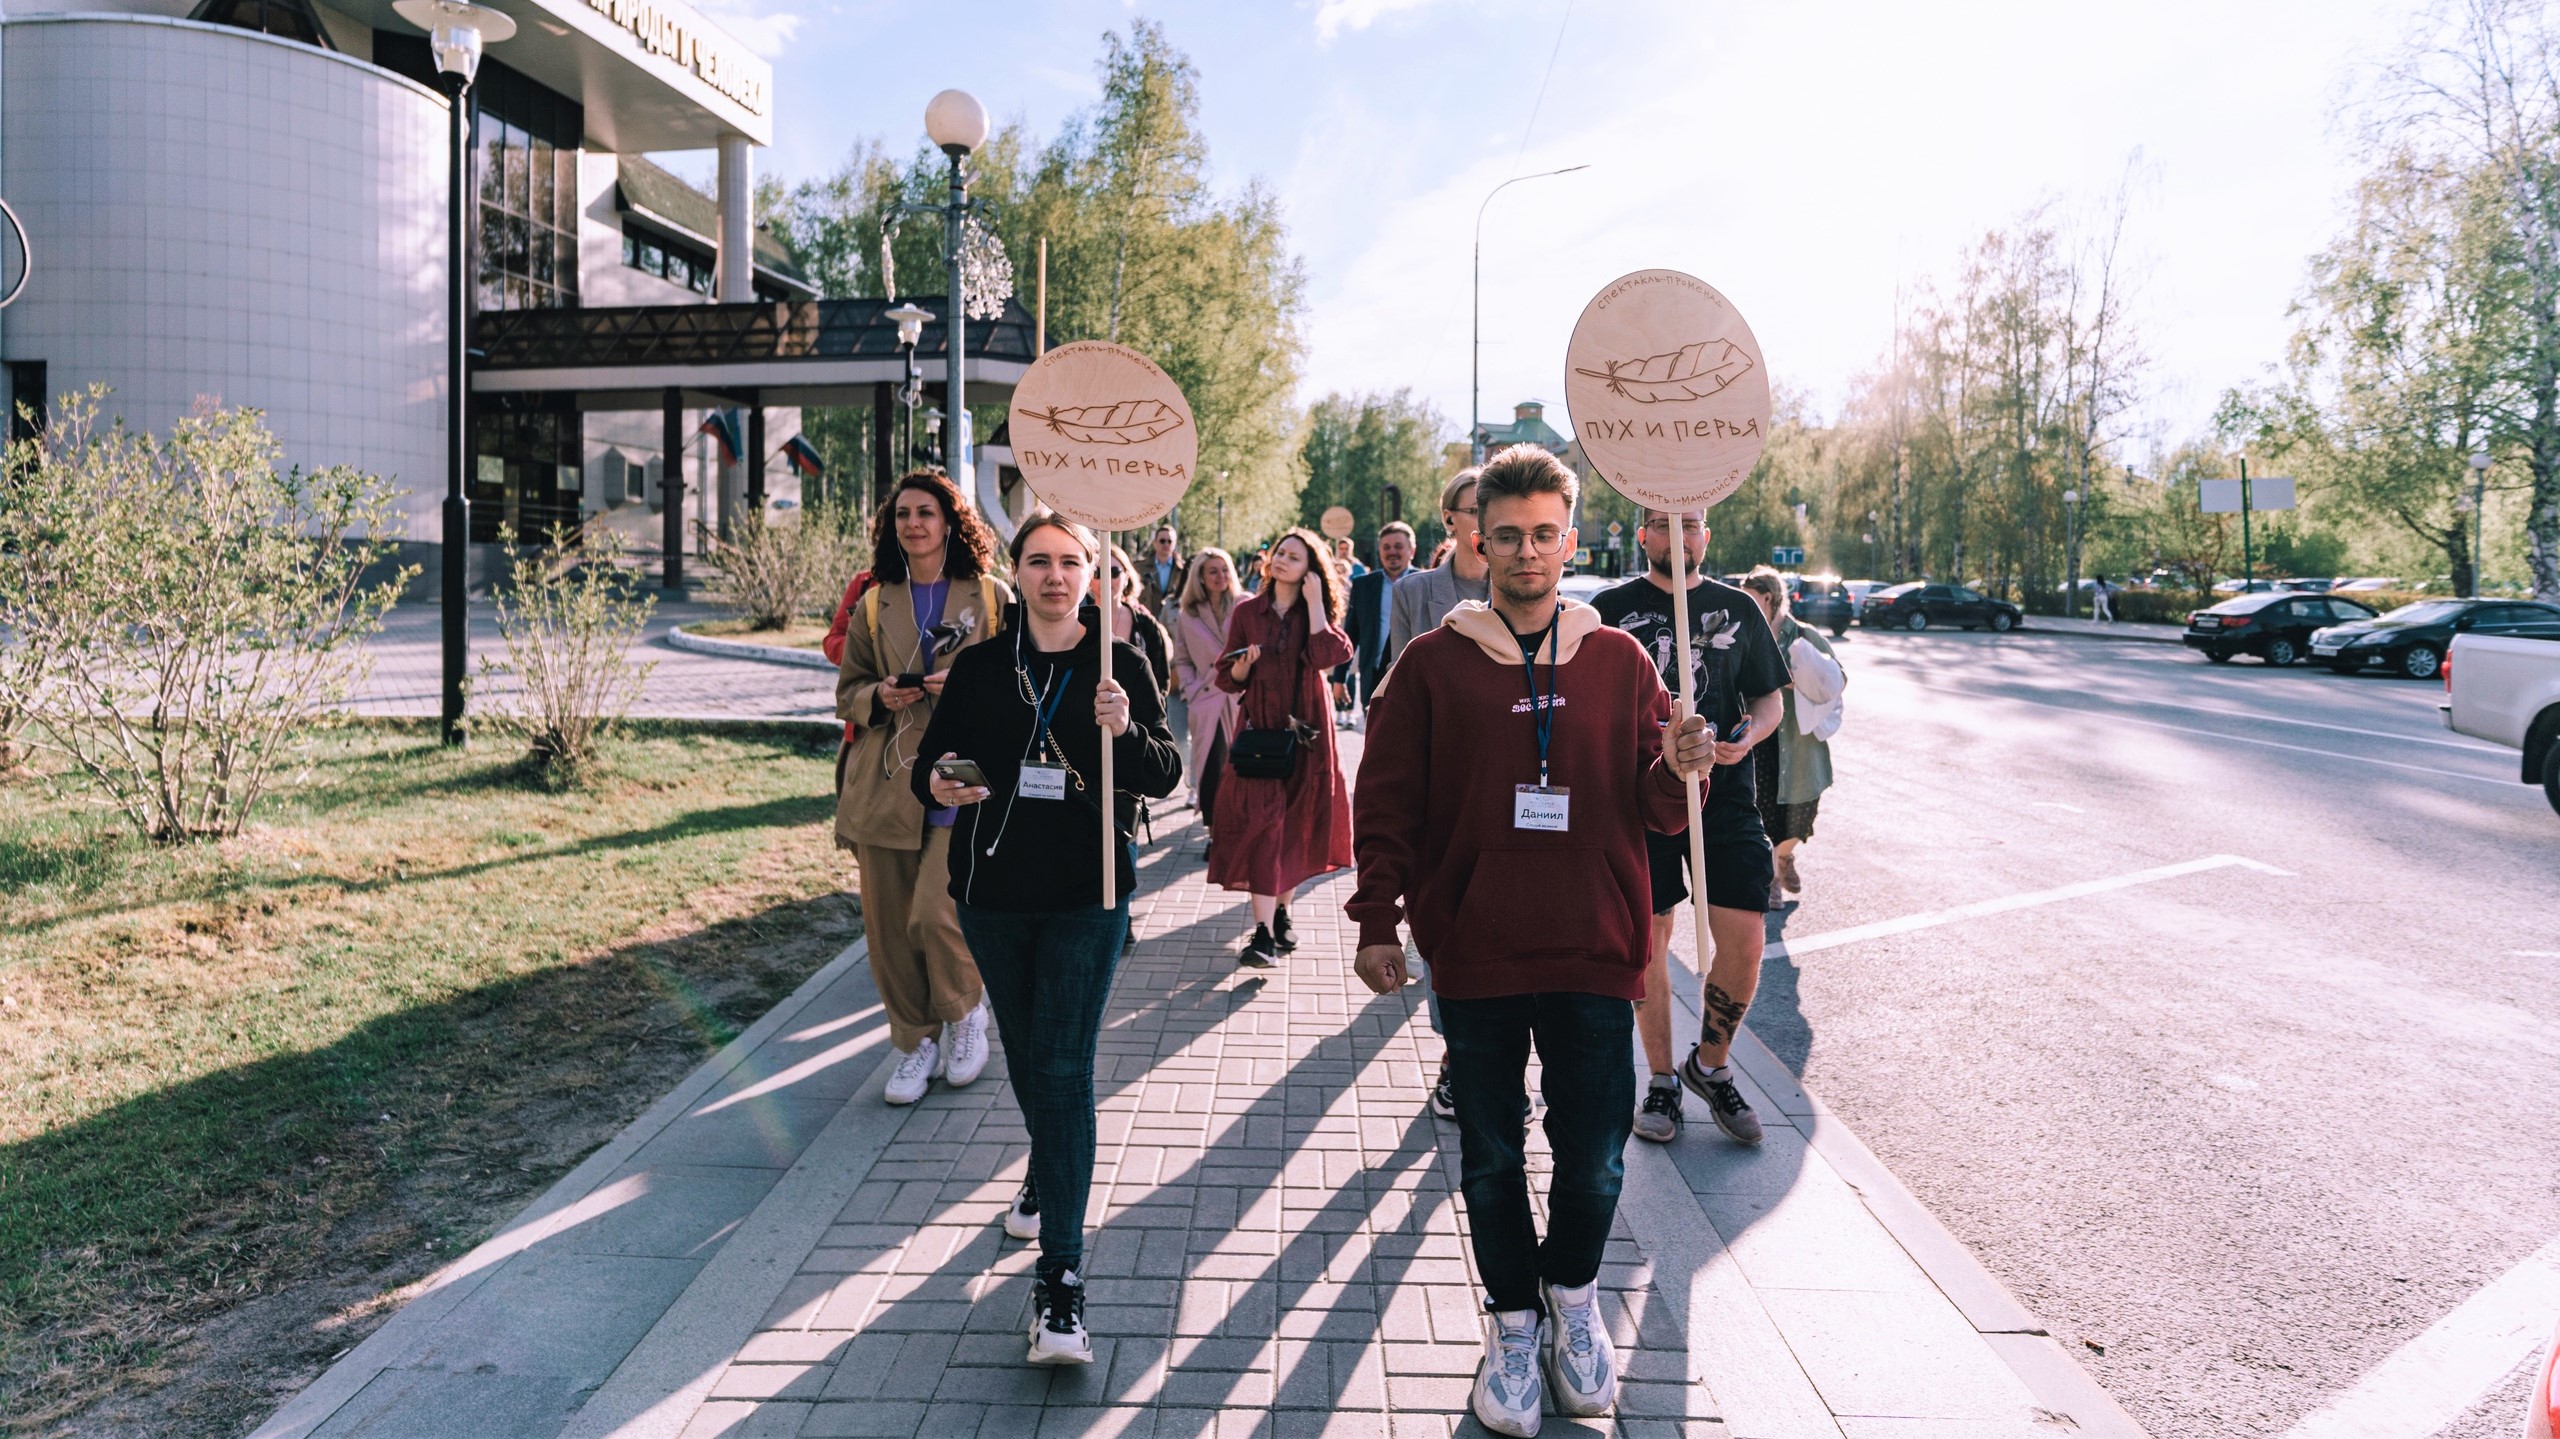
0;723;853;1431
683;616;835;651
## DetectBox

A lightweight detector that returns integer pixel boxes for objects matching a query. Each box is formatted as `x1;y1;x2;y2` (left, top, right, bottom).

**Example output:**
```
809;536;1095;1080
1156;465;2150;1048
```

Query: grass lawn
0;723;856;1436
685;616;834;652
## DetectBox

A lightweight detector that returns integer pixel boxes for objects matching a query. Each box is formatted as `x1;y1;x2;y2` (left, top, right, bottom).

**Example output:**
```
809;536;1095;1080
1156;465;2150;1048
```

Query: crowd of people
823;451;1847;1436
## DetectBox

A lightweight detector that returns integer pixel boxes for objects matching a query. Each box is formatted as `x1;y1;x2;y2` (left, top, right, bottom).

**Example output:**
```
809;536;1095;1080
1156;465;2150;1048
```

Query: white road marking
2516;950;2560;958
2166;700;2507;755
1995;695;2518;789
2280;1233;2560;1439
2031;801;2087;813
1768;853;2291;961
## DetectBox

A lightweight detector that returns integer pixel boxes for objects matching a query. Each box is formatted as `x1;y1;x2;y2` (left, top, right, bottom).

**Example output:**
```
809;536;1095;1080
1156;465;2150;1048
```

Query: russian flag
698;411;743;465
783;435;824;479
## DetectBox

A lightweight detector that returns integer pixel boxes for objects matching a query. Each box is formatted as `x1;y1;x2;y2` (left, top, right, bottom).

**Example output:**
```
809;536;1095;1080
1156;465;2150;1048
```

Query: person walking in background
2092;573;2116;622
1094;543;1174;697
1388;470;1488;665
1137;523;1187;618
1241;547;1267;594
1592;510;1785;1147
917;513;1183;1366
1169;547;1242;820
1348;445;1715;1435
1329;538;1370;724
1740;567;1844;901
1211;529;1355;968
1333;535;1369;579
836;471;1012;1107
1349;521;1417;711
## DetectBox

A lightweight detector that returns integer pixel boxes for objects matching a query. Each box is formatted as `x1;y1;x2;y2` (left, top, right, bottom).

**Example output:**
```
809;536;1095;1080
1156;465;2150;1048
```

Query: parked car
2184;592;2378;666
2212;577;2285;594
1558;574;1612;606
2444;630;2560;815
1859;581;2023;632
2332;576;2403;593
2315;598;2560;679
2276;577;2336;592
1786;575;1855;636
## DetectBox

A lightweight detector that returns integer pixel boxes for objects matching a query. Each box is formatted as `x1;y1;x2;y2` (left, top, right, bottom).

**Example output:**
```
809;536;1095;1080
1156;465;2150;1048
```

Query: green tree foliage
766;22;1307;545
1297;391;1446;561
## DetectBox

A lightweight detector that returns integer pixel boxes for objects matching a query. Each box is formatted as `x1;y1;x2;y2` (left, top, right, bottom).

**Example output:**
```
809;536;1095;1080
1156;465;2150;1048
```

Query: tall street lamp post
2468;447;2492;595
2063;488;2082;618
887;302;929;478
921;91;987;476
1472;164;1587;464
396;0;514;748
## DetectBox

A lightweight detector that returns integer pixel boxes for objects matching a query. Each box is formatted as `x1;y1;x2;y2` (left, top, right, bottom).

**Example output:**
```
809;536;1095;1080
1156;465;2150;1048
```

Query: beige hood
1442;598;1606;665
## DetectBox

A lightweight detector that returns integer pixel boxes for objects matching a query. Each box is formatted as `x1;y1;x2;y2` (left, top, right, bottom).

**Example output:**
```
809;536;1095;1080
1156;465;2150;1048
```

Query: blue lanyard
1517;606;1559;788
1031;665;1075;752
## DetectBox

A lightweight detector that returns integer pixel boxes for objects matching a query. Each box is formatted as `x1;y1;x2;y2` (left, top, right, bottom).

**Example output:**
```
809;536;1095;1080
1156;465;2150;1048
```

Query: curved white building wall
0;15;448;535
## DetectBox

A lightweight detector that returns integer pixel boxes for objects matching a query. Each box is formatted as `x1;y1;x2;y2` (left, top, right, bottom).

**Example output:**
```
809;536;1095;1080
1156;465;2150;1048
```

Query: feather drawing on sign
1575;339;1756;404
1029;399;1188;445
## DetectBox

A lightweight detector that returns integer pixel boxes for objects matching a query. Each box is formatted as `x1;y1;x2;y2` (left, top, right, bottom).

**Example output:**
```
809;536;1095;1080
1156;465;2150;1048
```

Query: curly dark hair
869;470;996;584
1267;528;1348;625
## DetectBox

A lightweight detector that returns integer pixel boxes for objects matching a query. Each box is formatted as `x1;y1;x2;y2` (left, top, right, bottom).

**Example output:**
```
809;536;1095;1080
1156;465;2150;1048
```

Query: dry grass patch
0;722;856;1436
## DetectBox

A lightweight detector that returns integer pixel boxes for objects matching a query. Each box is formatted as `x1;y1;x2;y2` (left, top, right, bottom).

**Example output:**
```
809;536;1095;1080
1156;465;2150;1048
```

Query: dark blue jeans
1439;991;1635;1314
956;897;1130;1275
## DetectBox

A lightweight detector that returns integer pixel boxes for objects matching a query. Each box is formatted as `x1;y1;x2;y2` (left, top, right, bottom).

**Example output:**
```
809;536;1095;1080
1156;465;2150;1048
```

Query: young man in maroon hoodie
1348;444;1713;1436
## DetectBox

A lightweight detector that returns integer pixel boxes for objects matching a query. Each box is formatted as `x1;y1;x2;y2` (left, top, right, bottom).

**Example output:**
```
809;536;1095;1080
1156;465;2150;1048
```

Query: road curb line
665;624;840;670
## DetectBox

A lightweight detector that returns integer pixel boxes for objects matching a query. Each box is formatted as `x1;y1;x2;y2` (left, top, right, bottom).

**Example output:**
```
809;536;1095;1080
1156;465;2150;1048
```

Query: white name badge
1020;764;1068;801
1513;785;1570;831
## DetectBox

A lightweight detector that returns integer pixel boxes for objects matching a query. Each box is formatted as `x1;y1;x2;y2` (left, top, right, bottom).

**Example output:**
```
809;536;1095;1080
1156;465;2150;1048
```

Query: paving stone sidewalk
260;790;2138;1439
352;599;837;723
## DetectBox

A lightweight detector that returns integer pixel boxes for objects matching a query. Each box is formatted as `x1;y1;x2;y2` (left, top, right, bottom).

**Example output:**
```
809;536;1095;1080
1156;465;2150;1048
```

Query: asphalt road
1701;627;2559;1437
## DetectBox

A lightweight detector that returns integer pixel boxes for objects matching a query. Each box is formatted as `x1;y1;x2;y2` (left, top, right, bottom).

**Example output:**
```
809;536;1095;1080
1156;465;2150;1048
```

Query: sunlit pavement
268;626;2560;1438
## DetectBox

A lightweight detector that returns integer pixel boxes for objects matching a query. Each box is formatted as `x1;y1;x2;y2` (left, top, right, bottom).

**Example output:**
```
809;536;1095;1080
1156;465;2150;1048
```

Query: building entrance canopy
471;295;1037;410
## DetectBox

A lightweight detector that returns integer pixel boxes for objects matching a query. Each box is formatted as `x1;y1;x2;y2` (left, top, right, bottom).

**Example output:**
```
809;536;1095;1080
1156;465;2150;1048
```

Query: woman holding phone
1210;528;1354;968
836;470;1009;1107
914;514;1182;1367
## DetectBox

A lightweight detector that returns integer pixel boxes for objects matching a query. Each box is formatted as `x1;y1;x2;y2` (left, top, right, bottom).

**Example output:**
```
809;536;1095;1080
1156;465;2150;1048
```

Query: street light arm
1471;164;1588;464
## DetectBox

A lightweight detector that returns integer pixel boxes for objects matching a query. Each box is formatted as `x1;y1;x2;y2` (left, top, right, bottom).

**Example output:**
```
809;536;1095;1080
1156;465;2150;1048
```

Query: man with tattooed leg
1588;508;1785;1146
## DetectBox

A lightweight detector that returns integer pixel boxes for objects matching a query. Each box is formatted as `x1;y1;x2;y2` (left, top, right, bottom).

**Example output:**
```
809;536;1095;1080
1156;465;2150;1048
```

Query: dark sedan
1788;577;1855;636
2311;598;2560;679
2184;592;2378;666
1859;581;2022;632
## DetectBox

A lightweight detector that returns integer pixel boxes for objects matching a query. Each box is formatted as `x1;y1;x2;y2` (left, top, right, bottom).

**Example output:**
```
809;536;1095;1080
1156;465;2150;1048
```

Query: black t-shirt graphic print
1590;574;1785;810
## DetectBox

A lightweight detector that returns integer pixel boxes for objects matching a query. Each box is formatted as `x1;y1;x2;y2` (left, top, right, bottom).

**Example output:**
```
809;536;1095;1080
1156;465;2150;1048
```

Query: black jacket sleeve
909;648;989;809
1113;641;1184;801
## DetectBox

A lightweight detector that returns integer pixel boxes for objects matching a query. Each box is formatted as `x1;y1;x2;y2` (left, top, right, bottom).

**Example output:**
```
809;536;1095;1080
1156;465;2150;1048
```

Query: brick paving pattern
683;805;1719;1439
354;600;837;722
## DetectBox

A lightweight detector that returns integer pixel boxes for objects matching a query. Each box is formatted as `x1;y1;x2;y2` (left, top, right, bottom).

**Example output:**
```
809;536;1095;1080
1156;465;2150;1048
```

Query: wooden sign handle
1101;544;1118;912
1669;510;1712;1009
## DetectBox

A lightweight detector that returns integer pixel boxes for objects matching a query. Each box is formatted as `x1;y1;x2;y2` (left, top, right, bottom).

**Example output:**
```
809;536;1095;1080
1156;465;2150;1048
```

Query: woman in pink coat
1210;529;1354;967
1169;547;1242;819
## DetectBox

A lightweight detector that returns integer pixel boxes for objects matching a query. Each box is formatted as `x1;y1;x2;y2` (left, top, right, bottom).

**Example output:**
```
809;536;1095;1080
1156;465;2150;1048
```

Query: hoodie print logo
1509;695;1568;715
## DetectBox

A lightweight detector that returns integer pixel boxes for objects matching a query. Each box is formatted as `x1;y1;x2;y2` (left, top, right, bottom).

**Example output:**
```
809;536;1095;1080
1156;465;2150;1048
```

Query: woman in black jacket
915;513;1182;1368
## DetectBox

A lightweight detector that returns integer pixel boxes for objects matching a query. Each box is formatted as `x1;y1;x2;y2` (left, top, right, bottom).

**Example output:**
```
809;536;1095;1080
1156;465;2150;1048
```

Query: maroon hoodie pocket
1444;845;1641;972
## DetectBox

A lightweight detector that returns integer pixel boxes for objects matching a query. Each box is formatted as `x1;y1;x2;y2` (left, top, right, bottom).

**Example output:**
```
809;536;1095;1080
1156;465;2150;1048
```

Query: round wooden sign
1319;505;1355;540
1007;340;1199;531
1562;269;1771;511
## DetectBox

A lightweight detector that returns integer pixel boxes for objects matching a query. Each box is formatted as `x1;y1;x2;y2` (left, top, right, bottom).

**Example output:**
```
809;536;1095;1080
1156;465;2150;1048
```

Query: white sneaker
944;1002;990;1087
1026;1268;1093;1365
1003;1177;1040;1242
884;1036;937;1105
1542;1279;1620;1417
1472;1307;1545;1437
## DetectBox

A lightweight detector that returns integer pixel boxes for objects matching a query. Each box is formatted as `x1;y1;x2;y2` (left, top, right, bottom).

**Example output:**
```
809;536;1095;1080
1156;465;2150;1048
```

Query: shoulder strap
860;584;883;647
977;575;1003;635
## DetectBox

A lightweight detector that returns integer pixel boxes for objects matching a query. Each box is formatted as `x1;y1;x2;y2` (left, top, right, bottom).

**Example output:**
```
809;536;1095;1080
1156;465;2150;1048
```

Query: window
469;71;582;312
621;223;723;296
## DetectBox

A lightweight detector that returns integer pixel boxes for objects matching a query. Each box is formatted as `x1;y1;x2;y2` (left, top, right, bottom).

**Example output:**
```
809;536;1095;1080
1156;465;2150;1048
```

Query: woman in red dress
1211;528;1355;967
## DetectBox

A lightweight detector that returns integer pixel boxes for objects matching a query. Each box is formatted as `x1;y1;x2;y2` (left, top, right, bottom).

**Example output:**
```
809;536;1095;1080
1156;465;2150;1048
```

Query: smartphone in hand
931;757;989;789
893;672;927;689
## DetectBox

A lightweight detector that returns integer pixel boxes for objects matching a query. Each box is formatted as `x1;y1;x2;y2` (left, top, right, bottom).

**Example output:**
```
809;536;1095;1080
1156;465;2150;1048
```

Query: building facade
0;0;802;577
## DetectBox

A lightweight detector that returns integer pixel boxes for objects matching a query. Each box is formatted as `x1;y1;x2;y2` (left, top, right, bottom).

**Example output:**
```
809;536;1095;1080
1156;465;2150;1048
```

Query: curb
665;623;840;671
2018;622;2183;646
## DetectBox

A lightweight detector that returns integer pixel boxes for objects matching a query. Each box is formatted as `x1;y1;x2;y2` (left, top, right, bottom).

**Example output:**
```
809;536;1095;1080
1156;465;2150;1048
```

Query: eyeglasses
1481;527;1569;557
1641;517;1705;535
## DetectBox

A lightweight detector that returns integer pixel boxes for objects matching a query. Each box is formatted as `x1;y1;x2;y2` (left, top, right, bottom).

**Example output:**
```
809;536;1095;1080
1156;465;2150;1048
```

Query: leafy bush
695;502;867;630
476;524;657;779
0;390;409;841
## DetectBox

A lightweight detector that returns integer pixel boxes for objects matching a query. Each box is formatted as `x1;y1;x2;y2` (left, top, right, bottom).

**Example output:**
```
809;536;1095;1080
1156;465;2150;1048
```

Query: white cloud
688;0;802;57
1313;0;1449;44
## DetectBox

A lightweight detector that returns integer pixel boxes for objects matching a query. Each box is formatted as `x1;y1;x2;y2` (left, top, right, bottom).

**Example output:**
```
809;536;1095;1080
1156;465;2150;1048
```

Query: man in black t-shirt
1588;509;1785;1146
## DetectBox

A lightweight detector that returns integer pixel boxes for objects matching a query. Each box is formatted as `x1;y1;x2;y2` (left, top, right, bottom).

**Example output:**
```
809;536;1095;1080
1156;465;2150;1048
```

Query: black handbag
1228;721;1309;780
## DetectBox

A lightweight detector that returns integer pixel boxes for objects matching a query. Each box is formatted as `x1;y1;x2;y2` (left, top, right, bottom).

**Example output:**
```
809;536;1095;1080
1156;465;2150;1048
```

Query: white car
1558;575;1614;606
2444;630;2560;814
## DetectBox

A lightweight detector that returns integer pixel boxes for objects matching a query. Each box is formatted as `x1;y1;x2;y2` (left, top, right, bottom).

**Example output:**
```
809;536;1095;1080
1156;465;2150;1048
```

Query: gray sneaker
1472;1307;1545;1437
1632;1076;1682;1143
1541;1279;1620;1416
1679;1047;1764;1145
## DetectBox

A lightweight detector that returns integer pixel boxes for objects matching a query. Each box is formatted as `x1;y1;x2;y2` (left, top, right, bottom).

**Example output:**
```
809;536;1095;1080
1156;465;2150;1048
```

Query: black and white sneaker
1679;1046;1764;1145
1004;1176;1039;1242
1027;1267;1093;1365
1429;1064;1458;1120
1272;905;1297;954
1240;923;1279;969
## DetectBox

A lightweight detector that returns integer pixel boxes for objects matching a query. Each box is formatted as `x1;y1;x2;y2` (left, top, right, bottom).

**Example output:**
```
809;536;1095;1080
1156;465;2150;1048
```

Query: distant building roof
616;156;813;295
1476;399;1568;455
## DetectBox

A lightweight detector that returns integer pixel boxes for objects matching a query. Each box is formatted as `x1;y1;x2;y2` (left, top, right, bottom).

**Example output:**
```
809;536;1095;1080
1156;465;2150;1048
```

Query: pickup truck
2445;632;2560;814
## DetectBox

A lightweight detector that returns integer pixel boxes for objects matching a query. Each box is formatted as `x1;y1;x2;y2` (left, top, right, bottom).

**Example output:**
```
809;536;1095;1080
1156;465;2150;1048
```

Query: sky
669;0;2421;455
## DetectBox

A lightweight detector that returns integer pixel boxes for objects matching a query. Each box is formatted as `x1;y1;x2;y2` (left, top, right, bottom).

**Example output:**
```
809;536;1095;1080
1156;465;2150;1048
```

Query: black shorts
1645;811;1773;915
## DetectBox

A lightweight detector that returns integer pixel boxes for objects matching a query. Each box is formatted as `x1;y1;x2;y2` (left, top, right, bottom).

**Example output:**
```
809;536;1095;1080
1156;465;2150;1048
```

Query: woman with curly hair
837;470;1012;1105
1211;528;1355;967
